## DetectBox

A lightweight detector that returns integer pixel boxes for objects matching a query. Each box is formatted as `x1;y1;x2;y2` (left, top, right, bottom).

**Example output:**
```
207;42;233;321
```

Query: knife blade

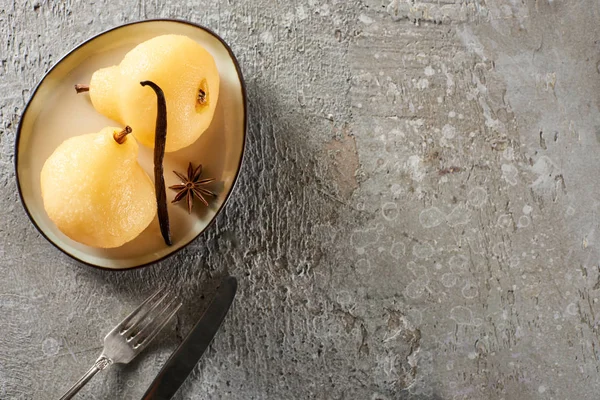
141;275;237;400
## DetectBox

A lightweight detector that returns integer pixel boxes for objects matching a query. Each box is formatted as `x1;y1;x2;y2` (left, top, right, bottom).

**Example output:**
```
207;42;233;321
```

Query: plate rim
14;18;248;271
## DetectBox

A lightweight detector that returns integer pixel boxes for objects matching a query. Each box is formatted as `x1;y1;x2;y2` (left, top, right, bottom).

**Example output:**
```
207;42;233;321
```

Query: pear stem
113;126;132;144
74;84;90;93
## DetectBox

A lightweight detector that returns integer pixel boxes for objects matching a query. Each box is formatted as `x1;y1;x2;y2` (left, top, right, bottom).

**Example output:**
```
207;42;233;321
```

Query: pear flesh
89;35;220;152
40;127;156;248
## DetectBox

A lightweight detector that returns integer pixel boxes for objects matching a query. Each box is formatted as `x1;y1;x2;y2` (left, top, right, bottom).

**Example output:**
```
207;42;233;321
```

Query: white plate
16;19;247;270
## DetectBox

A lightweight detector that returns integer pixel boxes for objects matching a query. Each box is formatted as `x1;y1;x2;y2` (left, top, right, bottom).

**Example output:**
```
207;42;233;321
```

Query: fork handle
58;356;112;400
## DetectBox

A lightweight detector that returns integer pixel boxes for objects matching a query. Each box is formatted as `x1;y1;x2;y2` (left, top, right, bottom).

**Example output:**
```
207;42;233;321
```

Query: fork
59;289;182;400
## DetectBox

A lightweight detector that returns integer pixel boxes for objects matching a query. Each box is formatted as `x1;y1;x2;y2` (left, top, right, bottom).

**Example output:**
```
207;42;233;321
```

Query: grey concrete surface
1;0;600;399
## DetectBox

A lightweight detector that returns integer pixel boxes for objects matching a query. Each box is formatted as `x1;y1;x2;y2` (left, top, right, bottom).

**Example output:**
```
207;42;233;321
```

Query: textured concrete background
1;0;600;399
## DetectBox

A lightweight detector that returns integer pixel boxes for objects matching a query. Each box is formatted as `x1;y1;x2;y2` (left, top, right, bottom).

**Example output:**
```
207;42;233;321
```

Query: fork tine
131;295;180;343
116;288;164;333
131;297;182;349
134;301;182;350
122;290;170;336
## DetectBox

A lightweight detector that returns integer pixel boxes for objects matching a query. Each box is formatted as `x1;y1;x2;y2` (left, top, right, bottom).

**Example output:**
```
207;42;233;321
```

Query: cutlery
141;276;237;399
59;289;182;400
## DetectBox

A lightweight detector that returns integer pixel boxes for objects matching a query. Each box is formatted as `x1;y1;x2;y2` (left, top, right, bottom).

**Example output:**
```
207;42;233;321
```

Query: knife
141;275;237;399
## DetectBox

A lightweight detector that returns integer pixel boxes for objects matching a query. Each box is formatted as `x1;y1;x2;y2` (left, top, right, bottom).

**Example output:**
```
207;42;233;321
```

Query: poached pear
41;126;156;248
78;35;220;152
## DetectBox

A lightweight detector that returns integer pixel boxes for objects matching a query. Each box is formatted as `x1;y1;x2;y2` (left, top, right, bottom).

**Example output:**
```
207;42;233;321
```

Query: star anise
169;163;216;213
